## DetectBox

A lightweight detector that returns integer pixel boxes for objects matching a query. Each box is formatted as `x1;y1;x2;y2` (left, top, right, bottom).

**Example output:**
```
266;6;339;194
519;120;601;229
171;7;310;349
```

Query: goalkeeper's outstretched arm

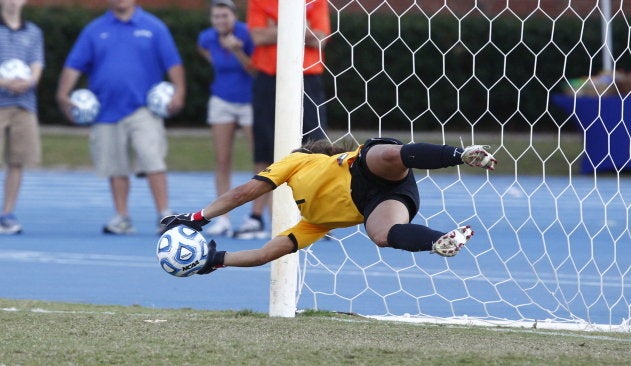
202;179;273;220
160;179;273;231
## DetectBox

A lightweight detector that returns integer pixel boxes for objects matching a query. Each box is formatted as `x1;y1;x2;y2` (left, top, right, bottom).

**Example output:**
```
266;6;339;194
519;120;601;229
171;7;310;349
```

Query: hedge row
25;6;627;131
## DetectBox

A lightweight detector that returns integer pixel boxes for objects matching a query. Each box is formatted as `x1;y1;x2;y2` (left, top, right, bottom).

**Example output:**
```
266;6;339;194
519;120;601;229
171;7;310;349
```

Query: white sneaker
0;213;22;234
431;226;473;257
103;215;136;235
233;216;268;240
205;216;233;237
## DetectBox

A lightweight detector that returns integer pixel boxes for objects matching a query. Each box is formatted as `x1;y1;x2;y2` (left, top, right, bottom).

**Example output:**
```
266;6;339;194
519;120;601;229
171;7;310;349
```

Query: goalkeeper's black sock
400;143;463;169
387;224;445;252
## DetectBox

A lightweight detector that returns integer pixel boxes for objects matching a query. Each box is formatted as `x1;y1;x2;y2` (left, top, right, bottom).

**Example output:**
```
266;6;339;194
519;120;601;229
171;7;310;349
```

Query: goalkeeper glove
196;239;226;275
160;211;210;232
461;145;498;170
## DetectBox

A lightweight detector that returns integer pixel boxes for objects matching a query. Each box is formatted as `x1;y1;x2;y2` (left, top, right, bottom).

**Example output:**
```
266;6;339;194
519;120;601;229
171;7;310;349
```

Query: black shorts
350;138;420;223
252;72;328;164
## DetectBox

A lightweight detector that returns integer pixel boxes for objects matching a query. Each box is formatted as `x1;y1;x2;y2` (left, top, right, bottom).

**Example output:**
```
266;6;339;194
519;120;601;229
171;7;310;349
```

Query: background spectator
55;0;185;235
197;0;255;238
0;0;44;234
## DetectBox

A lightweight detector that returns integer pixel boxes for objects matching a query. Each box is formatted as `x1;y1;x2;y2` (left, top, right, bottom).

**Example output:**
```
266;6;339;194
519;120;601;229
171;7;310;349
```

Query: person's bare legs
231;160;271;239
205;122;238;235
206;123;255;236
240;124;254;159
0;164;25;233
212;123;237;202
3;164;22;214
240;125;256;213
211;123;254;216
147;171;169;214
110;176;130;217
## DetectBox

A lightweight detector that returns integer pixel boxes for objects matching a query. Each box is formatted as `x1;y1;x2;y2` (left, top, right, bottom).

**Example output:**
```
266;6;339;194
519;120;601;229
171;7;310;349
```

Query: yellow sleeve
278;220;331;251
254;153;306;188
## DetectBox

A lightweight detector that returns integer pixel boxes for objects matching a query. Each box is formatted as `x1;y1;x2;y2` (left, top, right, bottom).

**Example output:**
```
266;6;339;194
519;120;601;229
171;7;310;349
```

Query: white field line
1;249;627;290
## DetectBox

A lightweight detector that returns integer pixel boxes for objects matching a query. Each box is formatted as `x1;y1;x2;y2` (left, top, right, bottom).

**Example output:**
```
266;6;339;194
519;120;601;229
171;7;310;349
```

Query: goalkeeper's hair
292;139;355;156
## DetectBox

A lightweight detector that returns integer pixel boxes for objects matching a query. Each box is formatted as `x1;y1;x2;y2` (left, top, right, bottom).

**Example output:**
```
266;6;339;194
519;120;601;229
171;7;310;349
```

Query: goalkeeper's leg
383;223;473;257
365;200;440;251
362;140;464;182
365;200;473;257
362;139;496;181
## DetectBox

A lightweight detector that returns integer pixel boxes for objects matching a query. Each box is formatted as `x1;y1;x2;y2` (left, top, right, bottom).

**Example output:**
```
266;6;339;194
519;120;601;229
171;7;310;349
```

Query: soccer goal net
271;0;631;332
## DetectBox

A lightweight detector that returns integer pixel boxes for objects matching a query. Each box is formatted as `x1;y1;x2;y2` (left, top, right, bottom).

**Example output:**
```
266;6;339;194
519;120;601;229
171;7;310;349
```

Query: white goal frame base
367;315;631;333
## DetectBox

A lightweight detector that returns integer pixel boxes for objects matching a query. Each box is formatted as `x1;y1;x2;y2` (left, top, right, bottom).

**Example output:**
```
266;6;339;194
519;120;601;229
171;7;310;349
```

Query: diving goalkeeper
162;138;497;274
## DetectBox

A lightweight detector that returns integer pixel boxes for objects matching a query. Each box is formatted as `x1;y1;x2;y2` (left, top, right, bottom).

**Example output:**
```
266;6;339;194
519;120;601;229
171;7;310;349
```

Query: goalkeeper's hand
160;212;210;232
461;145;498;171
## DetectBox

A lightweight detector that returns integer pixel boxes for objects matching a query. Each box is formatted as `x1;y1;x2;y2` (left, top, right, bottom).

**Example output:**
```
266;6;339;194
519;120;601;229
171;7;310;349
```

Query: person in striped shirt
0;0;44;234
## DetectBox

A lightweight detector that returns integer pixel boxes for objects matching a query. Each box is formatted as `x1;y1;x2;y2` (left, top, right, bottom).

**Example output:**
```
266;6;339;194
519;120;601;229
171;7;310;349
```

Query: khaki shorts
89;108;167;177
0;107;41;166
207;96;253;126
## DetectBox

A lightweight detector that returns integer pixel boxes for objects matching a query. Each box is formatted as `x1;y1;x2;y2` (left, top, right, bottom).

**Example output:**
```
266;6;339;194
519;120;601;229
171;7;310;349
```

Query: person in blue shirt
197;0;255;238
55;0;185;235
0;0;44;234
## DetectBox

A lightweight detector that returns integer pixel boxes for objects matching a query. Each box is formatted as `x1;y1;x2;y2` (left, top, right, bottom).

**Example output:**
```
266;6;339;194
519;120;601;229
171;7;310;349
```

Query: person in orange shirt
233;0;331;239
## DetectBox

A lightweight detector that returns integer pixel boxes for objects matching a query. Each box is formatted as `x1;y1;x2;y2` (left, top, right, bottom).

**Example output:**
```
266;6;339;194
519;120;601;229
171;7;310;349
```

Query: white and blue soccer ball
70;89;100;125
147;81;175;118
156;225;208;277
0;58;31;80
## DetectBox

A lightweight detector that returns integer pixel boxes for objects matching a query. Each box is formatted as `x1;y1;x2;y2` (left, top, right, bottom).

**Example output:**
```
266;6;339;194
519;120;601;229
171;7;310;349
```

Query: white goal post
268;0;304;317
270;0;631;332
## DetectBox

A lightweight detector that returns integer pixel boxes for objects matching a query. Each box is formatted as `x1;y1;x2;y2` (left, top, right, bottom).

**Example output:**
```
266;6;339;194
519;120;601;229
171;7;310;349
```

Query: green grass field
1;299;630;366
40;126;254;172
39;126;583;175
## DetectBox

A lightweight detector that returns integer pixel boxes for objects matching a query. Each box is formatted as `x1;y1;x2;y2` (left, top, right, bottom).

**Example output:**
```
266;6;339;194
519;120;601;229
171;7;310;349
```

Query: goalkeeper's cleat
197;239;225;275
461;145;497;170
431;226;474;257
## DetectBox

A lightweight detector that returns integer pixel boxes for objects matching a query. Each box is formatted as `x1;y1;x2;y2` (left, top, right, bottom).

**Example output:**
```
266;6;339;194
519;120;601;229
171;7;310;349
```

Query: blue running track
0;170;629;326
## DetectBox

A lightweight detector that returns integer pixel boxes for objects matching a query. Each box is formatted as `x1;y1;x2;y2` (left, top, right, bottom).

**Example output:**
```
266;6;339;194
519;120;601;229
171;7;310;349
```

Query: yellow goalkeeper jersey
254;148;363;248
